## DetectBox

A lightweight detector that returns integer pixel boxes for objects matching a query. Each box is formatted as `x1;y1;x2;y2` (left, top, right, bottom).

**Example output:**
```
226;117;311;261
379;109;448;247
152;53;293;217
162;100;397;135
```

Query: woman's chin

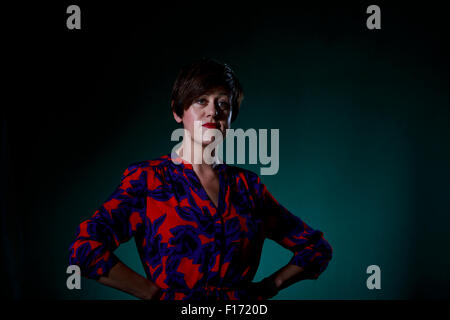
201;140;215;147
201;134;225;146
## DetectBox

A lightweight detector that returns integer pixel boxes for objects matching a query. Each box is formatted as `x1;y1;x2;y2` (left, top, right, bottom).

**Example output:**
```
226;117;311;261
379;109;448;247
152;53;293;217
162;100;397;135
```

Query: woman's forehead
200;87;230;97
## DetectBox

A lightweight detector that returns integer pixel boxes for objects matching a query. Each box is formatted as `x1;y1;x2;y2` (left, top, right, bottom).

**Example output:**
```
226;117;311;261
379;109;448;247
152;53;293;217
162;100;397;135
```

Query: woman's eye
218;101;230;109
196;98;207;105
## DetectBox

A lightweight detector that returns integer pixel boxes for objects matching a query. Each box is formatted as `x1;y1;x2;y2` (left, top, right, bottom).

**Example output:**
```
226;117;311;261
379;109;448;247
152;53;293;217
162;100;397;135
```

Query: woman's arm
270;264;306;291
98;259;162;300
247;172;333;299
69;164;150;284
247;264;306;299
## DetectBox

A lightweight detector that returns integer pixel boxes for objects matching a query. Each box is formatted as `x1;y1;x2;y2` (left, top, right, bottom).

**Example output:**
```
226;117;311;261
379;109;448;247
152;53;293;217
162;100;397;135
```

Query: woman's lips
202;123;220;129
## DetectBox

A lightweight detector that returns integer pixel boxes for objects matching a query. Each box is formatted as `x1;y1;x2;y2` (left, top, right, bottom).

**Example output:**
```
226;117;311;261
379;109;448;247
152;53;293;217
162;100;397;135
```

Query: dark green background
3;2;449;299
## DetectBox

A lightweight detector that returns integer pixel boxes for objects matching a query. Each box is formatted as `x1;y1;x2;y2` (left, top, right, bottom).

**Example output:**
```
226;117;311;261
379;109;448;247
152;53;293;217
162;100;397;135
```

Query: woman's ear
171;100;183;123
173;111;183;123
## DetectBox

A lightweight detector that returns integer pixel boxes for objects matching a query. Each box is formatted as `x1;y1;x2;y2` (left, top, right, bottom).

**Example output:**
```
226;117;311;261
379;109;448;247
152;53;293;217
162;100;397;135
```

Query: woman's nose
205;100;218;118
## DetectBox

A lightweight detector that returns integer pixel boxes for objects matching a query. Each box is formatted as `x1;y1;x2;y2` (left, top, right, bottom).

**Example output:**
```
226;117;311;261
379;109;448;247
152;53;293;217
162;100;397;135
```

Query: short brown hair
170;58;244;123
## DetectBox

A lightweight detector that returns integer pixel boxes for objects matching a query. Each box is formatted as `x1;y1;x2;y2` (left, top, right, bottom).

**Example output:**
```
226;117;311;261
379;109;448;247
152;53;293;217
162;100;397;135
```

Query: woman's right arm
68;163;159;299
98;259;161;300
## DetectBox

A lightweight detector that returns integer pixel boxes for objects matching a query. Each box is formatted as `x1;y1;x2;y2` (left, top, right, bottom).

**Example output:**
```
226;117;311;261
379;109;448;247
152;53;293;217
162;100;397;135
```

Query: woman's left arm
270;264;306;290
250;174;333;297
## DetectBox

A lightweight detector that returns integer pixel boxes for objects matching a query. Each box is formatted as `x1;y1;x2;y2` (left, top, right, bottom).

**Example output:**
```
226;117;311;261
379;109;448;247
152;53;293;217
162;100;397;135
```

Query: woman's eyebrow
200;92;229;98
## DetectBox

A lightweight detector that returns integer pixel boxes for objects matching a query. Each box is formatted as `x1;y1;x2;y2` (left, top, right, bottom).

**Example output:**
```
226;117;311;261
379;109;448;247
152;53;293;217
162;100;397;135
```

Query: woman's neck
176;141;221;174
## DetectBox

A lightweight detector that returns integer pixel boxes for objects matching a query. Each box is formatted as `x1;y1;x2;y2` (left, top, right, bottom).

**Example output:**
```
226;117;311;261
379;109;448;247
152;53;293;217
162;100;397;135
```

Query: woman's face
173;87;232;146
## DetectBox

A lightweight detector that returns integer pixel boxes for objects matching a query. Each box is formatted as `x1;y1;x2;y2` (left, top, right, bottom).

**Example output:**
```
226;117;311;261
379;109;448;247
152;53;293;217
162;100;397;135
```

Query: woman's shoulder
124;154;174;174
223;164;262;184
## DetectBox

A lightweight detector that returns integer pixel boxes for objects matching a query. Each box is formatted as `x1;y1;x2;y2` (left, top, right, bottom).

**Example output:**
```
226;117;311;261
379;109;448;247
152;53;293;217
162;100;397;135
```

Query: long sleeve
253;175;333;280
68;163;147;280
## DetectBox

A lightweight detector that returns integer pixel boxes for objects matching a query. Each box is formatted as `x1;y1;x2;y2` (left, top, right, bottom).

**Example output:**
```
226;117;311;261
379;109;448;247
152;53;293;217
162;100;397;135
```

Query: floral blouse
68;153;332;300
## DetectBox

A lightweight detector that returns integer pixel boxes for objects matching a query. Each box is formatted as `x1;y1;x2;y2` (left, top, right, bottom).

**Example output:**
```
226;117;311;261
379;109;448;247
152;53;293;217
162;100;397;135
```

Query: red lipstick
202;123;220;129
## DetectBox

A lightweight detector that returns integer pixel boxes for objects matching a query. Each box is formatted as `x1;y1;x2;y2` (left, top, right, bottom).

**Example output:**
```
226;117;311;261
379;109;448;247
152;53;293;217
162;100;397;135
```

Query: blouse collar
167;151;227;174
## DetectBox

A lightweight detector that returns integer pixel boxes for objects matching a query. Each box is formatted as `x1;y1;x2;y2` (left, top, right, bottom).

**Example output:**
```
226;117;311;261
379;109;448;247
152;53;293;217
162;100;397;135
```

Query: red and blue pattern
68;153;332;300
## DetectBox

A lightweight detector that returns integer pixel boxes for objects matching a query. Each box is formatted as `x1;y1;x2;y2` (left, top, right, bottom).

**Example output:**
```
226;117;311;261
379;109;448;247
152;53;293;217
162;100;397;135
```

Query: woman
68;58;333;300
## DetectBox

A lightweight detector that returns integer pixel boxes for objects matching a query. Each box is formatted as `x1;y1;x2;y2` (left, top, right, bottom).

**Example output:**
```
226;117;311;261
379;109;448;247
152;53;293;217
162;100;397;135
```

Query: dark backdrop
2;2;449;299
